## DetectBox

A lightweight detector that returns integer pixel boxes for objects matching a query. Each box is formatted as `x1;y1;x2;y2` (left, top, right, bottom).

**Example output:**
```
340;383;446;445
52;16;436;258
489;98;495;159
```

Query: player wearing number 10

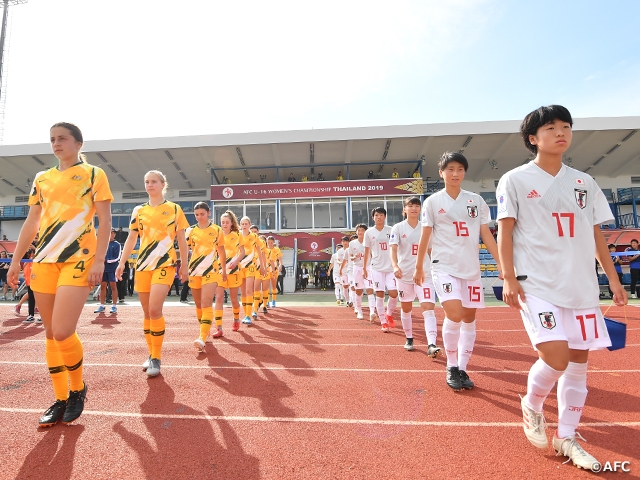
496;105;627;470
414;152;500;392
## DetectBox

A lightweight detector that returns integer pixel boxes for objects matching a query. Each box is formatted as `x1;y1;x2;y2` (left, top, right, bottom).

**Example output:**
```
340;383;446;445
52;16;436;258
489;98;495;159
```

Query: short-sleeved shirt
390;220;431;284
29;163;113;263
185;222;224;277
221;230;247;274
349;239;365;268
130;200;189;271
335;248;346;273
269;246;282;266
496;162;613;309
421;189;489;280
254;237;267;268
363;226;393;273
240;231;259;268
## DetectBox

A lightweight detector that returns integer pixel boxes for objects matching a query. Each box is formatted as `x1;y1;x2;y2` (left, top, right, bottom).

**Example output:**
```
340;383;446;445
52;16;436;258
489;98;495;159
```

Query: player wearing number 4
414;152;500;391
497;105;627;470
116;170;189;377
390;197;440;355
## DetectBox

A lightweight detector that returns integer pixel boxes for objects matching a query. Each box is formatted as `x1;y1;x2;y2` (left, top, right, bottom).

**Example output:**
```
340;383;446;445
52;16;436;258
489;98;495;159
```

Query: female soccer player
390;197;440;355
116;170;189;377
414;152;500;391
239;217;266;325
267;236;282;307
8;122;113;426
186;202;226;353
497;105;627;469
253;233;271;315
211;211;246;337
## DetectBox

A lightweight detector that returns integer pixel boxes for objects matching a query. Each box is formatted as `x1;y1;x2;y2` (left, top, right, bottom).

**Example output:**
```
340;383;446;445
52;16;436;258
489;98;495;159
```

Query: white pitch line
0;361;638;374
0;407;638;427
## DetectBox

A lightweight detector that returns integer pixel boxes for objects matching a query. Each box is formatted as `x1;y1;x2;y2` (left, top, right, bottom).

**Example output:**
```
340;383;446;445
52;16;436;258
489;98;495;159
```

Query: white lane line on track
0;407;638;427
0;361;638;374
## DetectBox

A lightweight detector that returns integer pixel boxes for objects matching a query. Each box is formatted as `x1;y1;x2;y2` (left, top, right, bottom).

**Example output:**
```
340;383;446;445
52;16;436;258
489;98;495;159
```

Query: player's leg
146;279;171;377
397;281;414;350
385;273;398;328
194;280;216;352
242;274;255;324
418;280;439;357
230;284;241;331
213;285;225;337
95;279;107;313
109;281;118;313
456;306;477;389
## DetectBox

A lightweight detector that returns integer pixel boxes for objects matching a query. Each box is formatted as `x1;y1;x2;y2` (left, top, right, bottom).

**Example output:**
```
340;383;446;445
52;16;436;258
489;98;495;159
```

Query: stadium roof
0;116;638;198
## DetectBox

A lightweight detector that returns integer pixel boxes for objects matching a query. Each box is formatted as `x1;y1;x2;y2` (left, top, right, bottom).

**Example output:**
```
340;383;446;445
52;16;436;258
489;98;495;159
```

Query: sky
1;0;639;145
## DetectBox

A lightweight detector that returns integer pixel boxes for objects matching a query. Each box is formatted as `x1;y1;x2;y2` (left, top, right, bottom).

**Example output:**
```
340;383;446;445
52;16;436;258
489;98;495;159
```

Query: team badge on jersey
443;283;452;293
539;312;556;330
574;189;587;209
467;206;478;218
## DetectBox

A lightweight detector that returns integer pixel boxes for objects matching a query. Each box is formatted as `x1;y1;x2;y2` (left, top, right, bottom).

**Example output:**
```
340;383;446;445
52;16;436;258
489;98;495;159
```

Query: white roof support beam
472;134;515;182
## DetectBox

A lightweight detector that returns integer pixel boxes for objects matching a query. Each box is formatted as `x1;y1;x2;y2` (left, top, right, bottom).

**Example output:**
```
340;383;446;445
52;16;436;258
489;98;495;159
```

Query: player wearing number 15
497;105;627;470
116;170;189;378
8;122;114;427
414;152;500;392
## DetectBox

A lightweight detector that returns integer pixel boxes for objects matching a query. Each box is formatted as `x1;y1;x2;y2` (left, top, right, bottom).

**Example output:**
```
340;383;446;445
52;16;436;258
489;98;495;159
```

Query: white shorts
333;273;341;284
371;269;397;293
432;271;484;309
520;293;611;351
341;274;349;286
397;279;436;303
353;266;373;290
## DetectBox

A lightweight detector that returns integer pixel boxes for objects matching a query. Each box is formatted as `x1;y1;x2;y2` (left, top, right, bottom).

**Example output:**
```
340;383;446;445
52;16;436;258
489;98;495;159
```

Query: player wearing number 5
8;122;113;427
414;152;500;392
496;105;627;470
116;170;189;377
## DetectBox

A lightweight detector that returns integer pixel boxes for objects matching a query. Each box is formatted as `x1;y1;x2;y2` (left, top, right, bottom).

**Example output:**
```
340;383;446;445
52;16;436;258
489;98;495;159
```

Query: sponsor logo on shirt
574;189;587;209
527;190;541;199
467;206;478;218
539;312;556;329
438;208;446;214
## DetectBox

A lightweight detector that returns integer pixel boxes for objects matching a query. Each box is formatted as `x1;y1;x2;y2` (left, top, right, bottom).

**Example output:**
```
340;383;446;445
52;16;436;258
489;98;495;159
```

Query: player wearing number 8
414;152;500;392
496;105;628;470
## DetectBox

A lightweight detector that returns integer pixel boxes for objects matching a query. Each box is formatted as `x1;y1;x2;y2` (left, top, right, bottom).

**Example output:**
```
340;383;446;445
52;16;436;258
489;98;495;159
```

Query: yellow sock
150;316;166;360
214;310;223;327
272;291;277;303
263;293;269;307
45;338;69;401
199;307;213;341
196;307;203;324
232;306;240;320
253;293;261;313
55;333;84;392
243;296;252;317
143;318;152;354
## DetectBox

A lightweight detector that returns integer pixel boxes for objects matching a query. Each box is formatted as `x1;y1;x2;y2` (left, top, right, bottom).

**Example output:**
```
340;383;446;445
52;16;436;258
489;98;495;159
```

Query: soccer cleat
346;302;353;308
14;304;21;315
62;383;87;424
251;311;258;319
381;323;390;333
35;317;42;325
369;312;379;324
39;400;67;427
427;344;442;358
271;301;276;308
142;355;151;370
146;359;161;377
459;370;474;390
404;338;414;351
94;305;105;313
0;296;5;300
552;431;600;471
232;321;240;332
242;316;252;325
23;315;35;324
521;396;548;449
336;299;342;305
211;327;224;338
110;305;117;314
385;315;396;329
446;366;462;391
263;305;268;314
356;311;364;320
194;338;206;353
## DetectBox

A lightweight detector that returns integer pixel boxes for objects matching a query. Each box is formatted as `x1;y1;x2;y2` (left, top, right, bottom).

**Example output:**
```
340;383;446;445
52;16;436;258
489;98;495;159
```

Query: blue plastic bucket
492;286;503;301
605;317;626;351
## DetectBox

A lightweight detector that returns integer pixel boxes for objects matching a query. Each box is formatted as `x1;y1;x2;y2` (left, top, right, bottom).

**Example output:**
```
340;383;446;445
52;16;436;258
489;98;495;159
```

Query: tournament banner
211;178;423;201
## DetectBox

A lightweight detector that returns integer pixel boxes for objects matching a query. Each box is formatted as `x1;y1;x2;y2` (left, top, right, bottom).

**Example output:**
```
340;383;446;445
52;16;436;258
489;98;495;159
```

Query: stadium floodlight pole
0;0;27;106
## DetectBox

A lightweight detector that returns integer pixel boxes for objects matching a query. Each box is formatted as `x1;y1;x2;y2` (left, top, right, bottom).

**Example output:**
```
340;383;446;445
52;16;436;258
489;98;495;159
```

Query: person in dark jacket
95;229;122;314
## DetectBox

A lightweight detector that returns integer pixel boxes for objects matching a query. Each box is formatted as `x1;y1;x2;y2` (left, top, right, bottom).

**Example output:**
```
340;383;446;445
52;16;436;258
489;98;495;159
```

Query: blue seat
622;273;631;285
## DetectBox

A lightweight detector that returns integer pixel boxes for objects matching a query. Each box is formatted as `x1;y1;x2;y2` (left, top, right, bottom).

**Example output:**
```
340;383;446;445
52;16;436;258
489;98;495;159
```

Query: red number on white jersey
453;222;469;236
575;313;598;341
411;244;418;255
552;212;575;237
380;242;388;251
468;285;481;302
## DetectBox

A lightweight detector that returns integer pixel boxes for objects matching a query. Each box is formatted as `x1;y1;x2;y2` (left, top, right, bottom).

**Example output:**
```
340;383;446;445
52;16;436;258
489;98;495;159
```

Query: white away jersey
496;162;613;309
335;247;347;274
363;226;393;273
421;189;489;280
349;239;365;268
390;220;431;284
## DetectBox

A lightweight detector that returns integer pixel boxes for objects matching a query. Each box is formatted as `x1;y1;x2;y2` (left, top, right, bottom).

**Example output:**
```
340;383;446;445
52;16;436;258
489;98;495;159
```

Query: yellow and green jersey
186;222;224;277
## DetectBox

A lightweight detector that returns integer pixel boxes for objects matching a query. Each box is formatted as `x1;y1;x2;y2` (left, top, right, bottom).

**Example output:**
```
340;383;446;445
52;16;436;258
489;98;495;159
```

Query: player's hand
413;268;424;285
393;266;403;279
88;262;104;287
363;268;368;279
115;264;124;281
610;282;628;307
502;277;525;310
497;264;504;280
222;272;228;282
7;261;21;289
179;263;188;283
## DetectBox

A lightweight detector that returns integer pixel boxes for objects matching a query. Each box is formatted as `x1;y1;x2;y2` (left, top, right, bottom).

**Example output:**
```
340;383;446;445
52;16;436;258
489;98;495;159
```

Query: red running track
1;304;639;479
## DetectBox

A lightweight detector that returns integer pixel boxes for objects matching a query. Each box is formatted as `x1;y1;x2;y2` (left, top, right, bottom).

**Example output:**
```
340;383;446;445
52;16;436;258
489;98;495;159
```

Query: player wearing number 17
414;152;500;392
497;105;627;470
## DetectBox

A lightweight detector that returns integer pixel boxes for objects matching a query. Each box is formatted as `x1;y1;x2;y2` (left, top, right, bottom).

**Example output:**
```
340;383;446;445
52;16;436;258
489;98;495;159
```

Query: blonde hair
145;170;168;195
221;210;240;233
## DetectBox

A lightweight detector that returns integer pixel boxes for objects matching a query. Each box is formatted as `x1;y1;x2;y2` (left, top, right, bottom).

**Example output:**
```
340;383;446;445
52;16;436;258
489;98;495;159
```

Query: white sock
376;296;385;321
400;309;412;338
423;310;437;345
368;294;376;313
442;318;461;367
386;295;398;317
524;358;564;412
350;290;355;305
342;285;349;301
355;293;363;313
458;320;476;371
335;285;341;300
557;362;588;439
